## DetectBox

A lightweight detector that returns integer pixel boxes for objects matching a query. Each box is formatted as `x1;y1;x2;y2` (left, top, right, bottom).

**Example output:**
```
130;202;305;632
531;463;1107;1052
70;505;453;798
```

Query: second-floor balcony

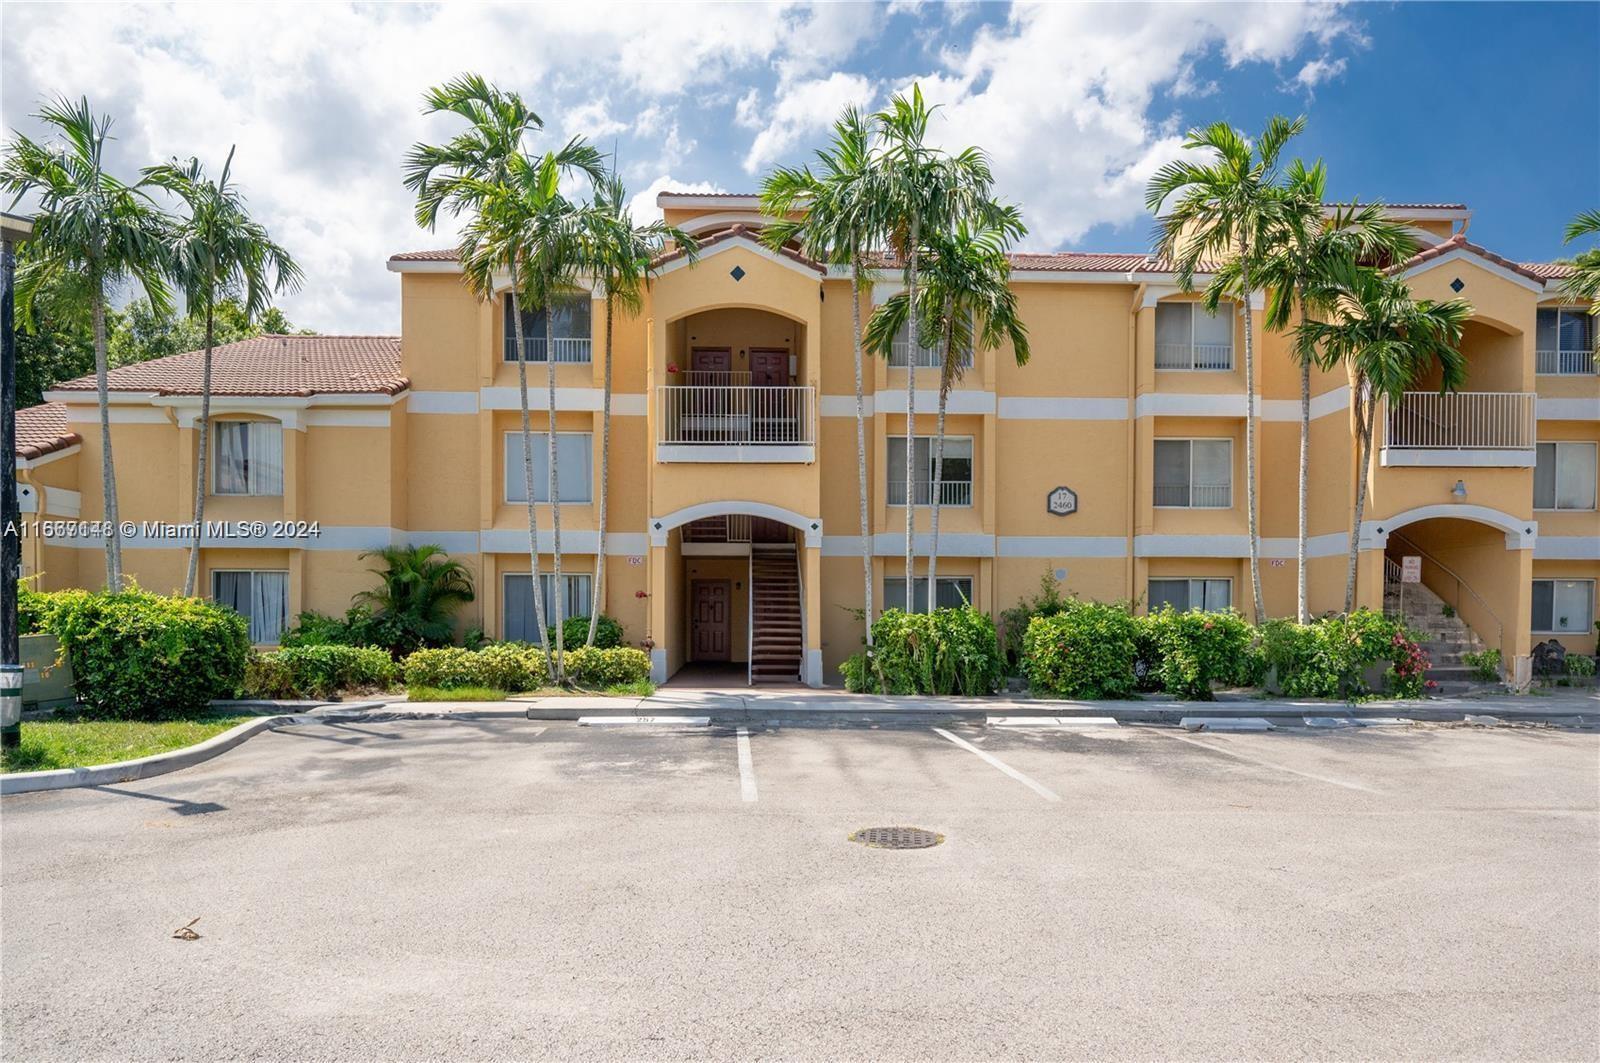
1536;347;1597;375
503;335;593;363
1381;391;1537;467
657;384;815;463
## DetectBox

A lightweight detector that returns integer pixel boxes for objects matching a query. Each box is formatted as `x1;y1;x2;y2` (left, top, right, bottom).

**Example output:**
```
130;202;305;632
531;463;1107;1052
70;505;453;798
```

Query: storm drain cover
849;826;944;850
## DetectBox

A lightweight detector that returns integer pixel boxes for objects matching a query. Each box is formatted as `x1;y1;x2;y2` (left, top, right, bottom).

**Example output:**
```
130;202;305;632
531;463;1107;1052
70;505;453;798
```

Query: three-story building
14;193;1598;686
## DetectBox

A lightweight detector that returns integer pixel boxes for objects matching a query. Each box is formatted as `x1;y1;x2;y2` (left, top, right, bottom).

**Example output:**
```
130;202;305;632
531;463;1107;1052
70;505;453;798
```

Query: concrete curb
0;714;313;795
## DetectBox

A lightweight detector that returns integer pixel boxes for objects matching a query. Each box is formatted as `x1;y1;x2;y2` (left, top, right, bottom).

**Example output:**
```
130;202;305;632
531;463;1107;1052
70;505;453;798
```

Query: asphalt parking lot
3;716;1597;1061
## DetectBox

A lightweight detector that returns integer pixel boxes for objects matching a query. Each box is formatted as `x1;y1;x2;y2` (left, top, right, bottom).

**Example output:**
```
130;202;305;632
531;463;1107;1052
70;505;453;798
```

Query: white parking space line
736;727;758;803
932;727;1061;802
1156;731;1381;794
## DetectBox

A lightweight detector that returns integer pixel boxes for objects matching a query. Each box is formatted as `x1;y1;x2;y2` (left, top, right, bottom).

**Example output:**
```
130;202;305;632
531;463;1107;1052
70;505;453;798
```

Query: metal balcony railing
503;336;593;363
886;479;974;507
889;340;971;369
1383;391;1536;450
1153;482;1232;508
658;385;815;447
1155;342;1233;370
1536;348;1597;375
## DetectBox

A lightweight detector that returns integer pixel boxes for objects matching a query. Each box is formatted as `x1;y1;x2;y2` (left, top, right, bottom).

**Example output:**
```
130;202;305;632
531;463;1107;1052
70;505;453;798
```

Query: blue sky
3;1;1596;332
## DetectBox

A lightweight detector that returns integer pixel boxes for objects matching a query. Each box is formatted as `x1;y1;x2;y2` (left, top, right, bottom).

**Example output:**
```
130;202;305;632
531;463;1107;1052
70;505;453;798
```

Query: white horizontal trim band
1534;535;1600;560
41;526;651;556
1537;397;1600;421
479;387;647;415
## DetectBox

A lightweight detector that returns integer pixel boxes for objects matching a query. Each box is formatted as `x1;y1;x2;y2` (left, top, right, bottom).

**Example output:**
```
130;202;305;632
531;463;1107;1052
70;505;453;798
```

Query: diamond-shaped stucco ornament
1047;486;1078;516
729;265;746;281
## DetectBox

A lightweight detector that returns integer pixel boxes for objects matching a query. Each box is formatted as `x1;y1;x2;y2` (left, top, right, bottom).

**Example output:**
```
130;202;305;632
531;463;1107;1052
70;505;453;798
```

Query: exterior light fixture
1452;480;1467;501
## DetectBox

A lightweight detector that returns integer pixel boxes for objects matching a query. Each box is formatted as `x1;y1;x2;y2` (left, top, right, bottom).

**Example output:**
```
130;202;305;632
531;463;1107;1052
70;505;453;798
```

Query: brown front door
749;348;788;386
691;346;732;377
690;580;732;661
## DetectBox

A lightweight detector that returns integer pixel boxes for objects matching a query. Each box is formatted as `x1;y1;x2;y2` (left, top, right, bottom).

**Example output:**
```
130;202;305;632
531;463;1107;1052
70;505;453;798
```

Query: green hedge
1138;607;1256;701
1259;610;1428;699
1022;601;1140;699
563;646;651;687
548;615;624;650
241;646;399;699
20;586;249;719
401;645;550;693
841;607;1002;695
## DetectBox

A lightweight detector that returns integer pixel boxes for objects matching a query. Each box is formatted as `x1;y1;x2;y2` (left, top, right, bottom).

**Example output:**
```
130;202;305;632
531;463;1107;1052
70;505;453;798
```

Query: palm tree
2;97;172;589
580;173;696;646
505;144;605;683
355;544;476;653
1562;209;1600;337
871;85;1002;609
403;75;599;671
1146;115;1306;624
1297;257;1470;612
761;105;880;641
144;147;302;598
1246;162;1415;622
866;213;1029;611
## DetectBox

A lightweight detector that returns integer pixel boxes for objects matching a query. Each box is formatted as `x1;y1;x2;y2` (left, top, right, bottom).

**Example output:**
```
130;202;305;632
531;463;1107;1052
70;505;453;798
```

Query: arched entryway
646;503;824;688
1362;504;1536;678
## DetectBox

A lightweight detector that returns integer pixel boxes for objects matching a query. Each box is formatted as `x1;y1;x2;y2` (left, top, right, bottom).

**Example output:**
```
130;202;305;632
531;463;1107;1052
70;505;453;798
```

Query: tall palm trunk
183;300;215;597
1238;246;1264;624
1296;352;1310;624
545;307;564;683
587;293;614;646
1343;379;1375;614
903;218;920;608
926;306;956;613
849;260;872;646
510;278;551;662
90;278;123;589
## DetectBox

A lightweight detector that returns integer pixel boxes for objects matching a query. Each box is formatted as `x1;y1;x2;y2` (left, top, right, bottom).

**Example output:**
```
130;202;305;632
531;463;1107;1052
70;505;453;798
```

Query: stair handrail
794;544;807;685
747;549;754;687
1387;531;1504;651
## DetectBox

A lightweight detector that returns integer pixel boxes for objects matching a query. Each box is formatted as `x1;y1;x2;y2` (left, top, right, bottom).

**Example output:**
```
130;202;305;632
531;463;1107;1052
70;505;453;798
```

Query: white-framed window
1534;442;1598;511
212;569;289;644
1531;579;1595;634
883;576;974;613
213;421;284;496
1154;438;1232;508
888;322;971;369
503;293;593;363
886;436;973;506
502;573;594;642
1155;302;1234;370
504;432;593;503
1535;308;1596;375
1148;578;1232;612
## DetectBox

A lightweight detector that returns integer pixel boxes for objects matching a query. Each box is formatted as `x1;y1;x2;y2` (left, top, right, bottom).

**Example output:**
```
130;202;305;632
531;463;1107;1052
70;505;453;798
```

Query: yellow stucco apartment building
12;193;1599;686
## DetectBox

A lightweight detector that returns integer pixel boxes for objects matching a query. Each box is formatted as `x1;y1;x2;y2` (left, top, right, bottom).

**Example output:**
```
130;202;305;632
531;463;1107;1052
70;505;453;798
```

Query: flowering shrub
564;647;650;687
1137;607;1255;701
842;606;1002;695
1260;610;1428;699
1021;600;1140;699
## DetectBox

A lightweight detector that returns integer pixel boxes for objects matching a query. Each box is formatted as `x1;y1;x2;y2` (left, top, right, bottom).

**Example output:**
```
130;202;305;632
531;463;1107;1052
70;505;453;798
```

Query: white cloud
895;2;1358;248
626;175;727;224
1293;56;1348;90
742;72;877;174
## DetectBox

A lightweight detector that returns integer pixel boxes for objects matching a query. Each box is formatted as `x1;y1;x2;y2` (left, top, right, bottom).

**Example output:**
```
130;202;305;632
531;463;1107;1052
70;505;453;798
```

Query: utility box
20;633;75;711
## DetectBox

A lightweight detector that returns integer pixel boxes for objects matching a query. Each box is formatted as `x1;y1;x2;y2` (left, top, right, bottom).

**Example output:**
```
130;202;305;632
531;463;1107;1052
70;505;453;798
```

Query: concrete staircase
1385;577;1502;694
750;545;802;684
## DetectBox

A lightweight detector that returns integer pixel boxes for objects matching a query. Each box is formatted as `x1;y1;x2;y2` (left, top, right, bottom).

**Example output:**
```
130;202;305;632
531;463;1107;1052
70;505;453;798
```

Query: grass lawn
2;714;255;774
406;680;654;702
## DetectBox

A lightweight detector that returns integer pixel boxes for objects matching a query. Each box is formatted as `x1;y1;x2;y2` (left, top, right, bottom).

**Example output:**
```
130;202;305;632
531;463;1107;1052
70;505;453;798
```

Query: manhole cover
848;826;944;850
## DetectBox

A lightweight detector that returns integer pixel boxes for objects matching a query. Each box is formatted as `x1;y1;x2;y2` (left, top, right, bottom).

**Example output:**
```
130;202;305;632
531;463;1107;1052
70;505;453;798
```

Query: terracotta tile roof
651;223;826;273
869;249;1188;275
389;248;458;262
1519;261;1577;282
14;402;79;460
49;335;407;398
1392;232;1548;283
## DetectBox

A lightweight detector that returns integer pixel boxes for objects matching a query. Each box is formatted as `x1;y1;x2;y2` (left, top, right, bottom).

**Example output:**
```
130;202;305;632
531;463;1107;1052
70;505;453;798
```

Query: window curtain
250;572;288;644
503;574;594;641
1555;444;1597;510
1155;304;1191;348
248;422;284;495
505;433;593;503
215;423;248;494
